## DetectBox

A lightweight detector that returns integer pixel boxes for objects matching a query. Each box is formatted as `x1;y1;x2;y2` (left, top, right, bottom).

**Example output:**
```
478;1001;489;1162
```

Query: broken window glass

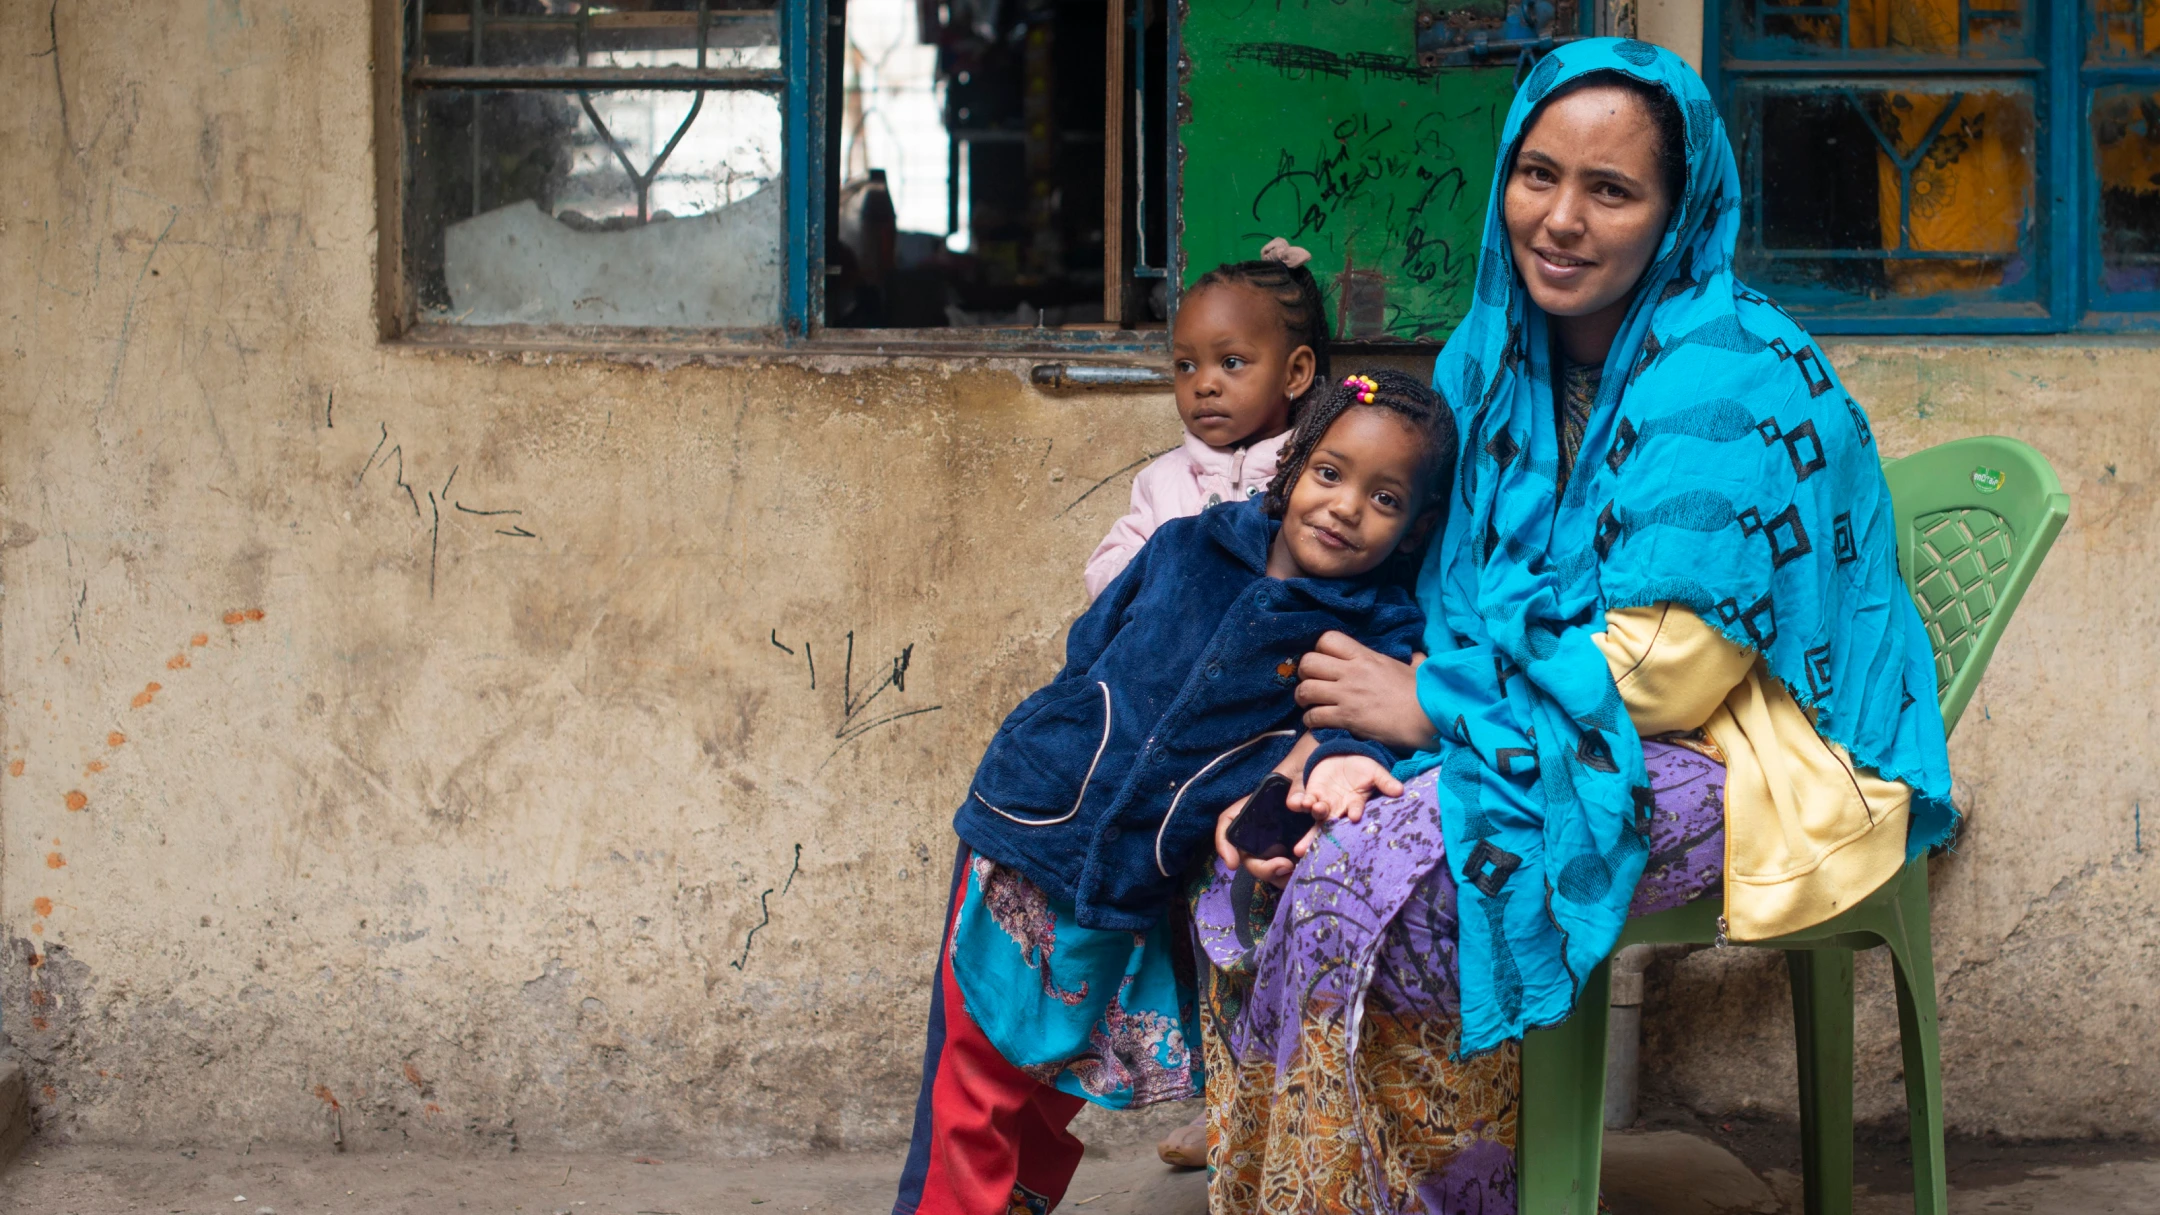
403;1;785;329
1734;81;2035;308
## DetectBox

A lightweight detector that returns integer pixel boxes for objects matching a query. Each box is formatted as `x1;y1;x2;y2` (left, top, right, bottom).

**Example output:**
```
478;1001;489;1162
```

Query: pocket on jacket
972;680;1113;824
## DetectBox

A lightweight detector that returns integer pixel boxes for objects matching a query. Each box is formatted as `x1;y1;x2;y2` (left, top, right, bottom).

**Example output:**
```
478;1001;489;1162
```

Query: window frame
375;0;1182;358
1705;1;2109;334
2081;3;2160;329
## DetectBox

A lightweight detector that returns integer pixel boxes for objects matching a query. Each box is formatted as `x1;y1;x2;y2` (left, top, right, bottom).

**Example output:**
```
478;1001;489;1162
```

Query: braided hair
1263;368;1458;530
1185;258;1333;419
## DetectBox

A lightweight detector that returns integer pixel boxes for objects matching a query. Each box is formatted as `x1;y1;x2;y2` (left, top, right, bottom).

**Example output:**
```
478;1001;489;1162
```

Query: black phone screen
1225;772;1309;857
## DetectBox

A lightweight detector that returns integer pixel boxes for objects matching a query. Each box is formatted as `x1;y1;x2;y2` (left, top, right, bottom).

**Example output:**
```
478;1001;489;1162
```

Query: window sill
395;322;1172;363
1820;331;2160;349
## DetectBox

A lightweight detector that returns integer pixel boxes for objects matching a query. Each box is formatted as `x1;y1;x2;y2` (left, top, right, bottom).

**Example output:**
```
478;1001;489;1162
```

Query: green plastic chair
1518;435;2072;1215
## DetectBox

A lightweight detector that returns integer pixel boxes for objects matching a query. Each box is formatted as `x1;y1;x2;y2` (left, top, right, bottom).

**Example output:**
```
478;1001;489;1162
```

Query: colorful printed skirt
1193;739;1727;1214
949;851;1204;1110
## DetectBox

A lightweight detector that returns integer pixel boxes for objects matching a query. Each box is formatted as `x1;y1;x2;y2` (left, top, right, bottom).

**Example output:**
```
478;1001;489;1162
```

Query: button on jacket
954;498;1426;930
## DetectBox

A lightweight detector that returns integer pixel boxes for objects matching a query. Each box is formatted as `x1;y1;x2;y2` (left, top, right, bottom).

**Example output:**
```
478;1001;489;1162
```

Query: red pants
892;848;1086;1215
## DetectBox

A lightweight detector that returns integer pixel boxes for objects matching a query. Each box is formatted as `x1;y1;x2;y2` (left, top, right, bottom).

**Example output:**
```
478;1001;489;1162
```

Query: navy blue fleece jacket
953;497;1425;930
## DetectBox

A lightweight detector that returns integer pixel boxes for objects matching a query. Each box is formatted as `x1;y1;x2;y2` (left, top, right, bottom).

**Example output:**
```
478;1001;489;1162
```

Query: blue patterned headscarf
1405;39;1955;1055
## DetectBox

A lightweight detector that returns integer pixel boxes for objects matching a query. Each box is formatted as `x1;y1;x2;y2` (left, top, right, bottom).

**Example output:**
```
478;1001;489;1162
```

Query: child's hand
1215;788;1319;891
1298;755;1403;825
1212;732;1324;890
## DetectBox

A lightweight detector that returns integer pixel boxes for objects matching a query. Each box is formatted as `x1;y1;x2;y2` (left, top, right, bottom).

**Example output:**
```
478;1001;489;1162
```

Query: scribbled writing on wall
356;422;537;597
770;630;943;768
1180;4;1515;342
730;842;803;971
1249;107;1477;337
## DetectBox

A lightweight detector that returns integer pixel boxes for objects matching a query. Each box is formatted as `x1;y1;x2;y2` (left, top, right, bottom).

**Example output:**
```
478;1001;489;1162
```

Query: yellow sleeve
1593;604;1756;735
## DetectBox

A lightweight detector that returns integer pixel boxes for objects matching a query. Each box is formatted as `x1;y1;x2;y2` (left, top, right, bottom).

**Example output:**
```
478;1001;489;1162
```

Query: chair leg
1520;961;1612;1215
1887;870;1949;1215
1788;949;1856;1215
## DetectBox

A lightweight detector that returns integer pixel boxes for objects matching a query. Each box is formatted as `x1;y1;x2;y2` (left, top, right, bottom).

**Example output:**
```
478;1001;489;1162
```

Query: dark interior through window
826;0;1167;329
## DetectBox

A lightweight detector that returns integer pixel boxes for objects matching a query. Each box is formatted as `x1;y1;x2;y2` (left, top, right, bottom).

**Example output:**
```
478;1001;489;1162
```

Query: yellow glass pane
2092;0;2160;58
1756;0;2024;53
1738;82;2036;304
1874;90;2032;294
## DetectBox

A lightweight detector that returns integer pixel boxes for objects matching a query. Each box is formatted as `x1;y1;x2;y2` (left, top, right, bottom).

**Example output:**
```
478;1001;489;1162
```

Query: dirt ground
0;1103;1209;1215
2;1111;2154;1215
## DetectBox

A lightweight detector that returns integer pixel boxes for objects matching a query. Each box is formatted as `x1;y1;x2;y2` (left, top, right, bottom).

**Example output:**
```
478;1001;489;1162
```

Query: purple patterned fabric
1416;1137;1518;1215
1196;739;1726;1074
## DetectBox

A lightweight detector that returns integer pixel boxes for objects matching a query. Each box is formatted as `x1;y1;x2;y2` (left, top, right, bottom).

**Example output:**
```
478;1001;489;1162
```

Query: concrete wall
1;1;2152;1155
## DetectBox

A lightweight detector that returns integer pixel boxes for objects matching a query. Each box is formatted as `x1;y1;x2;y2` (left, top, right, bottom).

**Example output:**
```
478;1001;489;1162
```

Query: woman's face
1503;85;1675;335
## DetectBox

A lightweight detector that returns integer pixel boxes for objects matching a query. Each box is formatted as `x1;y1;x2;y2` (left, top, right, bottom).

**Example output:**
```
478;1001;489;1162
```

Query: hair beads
1263;368;1458;525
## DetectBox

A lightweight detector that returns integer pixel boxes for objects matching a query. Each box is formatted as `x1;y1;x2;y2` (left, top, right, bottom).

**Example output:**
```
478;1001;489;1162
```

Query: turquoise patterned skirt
947;851;1204;1110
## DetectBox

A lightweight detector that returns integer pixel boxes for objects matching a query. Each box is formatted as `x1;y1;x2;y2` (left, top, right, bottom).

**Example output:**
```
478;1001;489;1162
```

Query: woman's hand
1294;631;1436;753
1214;734;1320;890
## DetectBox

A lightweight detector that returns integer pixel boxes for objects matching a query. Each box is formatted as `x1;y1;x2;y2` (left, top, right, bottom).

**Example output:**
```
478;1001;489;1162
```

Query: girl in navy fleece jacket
893;371;1458;1215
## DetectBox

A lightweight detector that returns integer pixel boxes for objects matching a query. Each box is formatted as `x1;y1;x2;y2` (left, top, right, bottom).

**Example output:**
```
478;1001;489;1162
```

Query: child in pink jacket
1083;241;1333;600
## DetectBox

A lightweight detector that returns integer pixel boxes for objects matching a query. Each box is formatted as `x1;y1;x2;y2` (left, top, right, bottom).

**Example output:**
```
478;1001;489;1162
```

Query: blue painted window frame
1705;2;2159;334
395;0;1175;356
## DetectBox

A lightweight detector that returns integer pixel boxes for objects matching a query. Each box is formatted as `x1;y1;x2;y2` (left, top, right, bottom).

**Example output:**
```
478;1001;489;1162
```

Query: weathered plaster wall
0;0;2151;1156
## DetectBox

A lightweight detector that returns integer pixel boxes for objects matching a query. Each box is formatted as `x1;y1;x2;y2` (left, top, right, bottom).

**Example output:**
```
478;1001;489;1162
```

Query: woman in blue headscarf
1191;39;1954;1212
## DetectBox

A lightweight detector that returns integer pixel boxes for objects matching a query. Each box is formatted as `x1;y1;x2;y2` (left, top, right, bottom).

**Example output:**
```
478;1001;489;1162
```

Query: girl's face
1503;86;1675;347
1270;406;1438;582
1171;282;1315;449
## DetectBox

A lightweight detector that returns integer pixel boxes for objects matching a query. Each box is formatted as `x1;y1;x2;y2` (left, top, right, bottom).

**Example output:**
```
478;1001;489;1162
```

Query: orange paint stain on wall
63;790;87;812
166;654;190;670
8;760;23;777
108;732;126;748
32;897;52;916
45;852;65;869
30;923;42;936
30;1017;47;1032
190;633;209;647
83;761;105;775
131;682;161;708
311;1084;341;1111
403;1063;426;1089
223;608;267;626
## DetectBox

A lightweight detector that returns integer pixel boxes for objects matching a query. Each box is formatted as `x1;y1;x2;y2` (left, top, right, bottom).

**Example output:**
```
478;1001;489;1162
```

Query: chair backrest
1882;436;2071;738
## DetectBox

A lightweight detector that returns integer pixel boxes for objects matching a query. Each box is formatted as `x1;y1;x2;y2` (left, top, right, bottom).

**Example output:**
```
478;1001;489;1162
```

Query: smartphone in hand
1225;773;1310;858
